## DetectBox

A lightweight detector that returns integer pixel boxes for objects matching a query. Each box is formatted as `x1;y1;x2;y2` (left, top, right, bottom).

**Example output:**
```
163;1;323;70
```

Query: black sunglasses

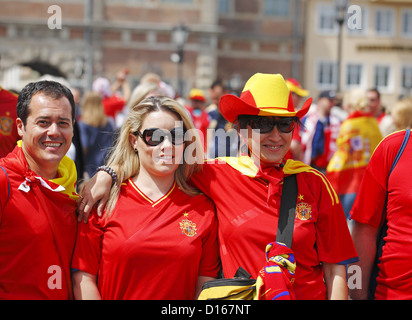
239;116;296;134
135;127;185;147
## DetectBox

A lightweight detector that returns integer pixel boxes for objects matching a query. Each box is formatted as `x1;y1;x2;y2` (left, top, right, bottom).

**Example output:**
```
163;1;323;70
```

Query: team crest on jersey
0;116;13;136
295;201;313;221
179;214;197;237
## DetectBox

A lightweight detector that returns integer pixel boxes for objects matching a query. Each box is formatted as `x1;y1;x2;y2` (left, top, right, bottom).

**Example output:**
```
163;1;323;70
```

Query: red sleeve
198;202;220;277
0;166;10;219
71;211;104;275
350;131;407;228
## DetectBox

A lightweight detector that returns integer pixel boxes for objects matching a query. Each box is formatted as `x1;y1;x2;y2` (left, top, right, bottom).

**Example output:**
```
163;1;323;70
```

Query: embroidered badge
0;116;13;136
295;195;313;221
179;213;197;237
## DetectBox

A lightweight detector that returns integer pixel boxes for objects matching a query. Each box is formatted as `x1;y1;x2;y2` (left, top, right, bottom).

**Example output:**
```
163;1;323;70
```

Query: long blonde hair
80;91;108;128
104;96;204;217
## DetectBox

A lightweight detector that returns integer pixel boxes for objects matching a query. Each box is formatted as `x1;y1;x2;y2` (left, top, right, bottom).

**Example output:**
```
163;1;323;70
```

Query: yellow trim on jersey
212;156;339;205
129;179;176;207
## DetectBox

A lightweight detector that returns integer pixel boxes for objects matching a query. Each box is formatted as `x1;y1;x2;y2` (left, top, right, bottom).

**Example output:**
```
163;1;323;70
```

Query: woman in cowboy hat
77;73;358;300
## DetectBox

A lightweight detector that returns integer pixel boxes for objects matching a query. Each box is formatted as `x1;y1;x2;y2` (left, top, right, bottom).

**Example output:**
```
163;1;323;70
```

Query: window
374;65;392;92
264;0;290;17
346;63;363;88
401;66;412;92
375;7;395;37
317;61;337;89
218;0;230;14
401;9;412;38
317;3;337;34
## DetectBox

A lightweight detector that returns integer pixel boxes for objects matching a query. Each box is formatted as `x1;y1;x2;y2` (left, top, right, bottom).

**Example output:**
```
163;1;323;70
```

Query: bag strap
368;129;410;299
0;166;10;207
276;174;298;249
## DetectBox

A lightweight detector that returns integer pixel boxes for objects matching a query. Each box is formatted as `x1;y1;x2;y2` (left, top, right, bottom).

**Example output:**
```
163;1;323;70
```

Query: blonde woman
78;92;115;178
390;98;412;131
326;88;383;218
71;96;220;300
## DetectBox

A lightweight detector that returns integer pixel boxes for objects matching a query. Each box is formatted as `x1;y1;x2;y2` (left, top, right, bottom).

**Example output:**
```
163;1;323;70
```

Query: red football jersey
72;179;220;300
351;130;412;299
191;157;358;300
0;146;78;300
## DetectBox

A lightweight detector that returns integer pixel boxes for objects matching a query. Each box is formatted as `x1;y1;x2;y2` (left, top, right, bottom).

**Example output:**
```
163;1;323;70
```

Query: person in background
301;90;341;173
367;88;385;123
205;79;226;113
77;73;358;300
207;80;238;158
285;78;309;161
0;54;19;158
0;80;78;299
366;88;395;137
92;70;131;125
326;88;382;222
78;92;115;180
186;88;210;151
389;98;412;132
0;86;19;158
71;96;220;300
286;78;309;110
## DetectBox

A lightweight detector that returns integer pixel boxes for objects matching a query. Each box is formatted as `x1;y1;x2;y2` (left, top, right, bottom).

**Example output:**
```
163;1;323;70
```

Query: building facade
304;0;412;109
0;0;306;100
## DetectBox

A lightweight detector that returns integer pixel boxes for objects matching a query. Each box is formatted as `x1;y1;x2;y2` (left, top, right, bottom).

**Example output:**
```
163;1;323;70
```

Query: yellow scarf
17;140;78;201
214;156;339;206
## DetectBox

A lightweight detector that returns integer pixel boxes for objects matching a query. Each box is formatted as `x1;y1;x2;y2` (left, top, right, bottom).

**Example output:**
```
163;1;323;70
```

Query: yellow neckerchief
214;156;339;205
17;140;78;201
214;156;313;177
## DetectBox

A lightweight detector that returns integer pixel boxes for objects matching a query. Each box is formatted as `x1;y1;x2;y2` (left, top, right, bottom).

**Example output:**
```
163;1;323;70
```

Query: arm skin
77;170;113;222
323;262;348;300
72;271;102;300
196;276;215;299
348;221;379;300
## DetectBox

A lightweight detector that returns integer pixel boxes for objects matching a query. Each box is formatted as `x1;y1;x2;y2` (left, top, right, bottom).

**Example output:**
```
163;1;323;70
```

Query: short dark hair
210;79;225;90
367;88;381;100
17;80;75;125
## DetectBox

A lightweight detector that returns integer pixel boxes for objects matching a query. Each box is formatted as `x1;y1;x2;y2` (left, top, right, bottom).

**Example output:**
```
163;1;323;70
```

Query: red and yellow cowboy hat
219;73;312;123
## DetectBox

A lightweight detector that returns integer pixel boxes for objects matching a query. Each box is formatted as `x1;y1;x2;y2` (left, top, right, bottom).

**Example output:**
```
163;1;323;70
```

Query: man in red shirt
0;80;78;299
350;130;412;300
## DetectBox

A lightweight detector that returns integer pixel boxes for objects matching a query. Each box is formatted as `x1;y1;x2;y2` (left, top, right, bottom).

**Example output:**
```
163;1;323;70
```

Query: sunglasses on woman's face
135;127;185;147
248;117;296;134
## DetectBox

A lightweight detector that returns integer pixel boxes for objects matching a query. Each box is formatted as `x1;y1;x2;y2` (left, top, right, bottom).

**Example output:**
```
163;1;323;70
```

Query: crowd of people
1;63;412;300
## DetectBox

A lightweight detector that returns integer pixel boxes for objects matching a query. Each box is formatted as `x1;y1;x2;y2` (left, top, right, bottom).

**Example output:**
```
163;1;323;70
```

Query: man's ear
16;118;24;138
